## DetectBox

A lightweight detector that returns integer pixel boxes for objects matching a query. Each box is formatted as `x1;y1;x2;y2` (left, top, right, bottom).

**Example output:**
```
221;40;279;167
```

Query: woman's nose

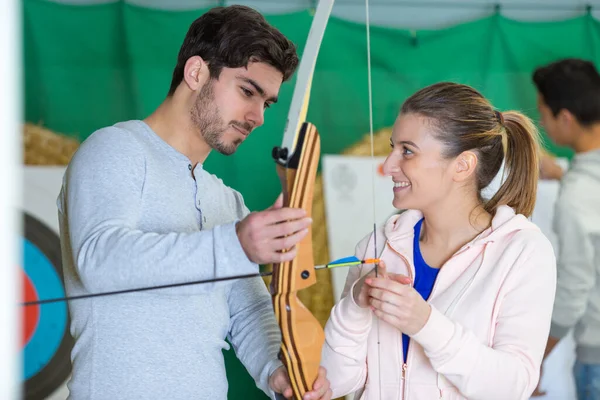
382;154;400;175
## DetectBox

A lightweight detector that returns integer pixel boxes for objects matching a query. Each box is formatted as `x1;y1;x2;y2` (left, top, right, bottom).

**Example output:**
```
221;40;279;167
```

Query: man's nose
247;104;264;128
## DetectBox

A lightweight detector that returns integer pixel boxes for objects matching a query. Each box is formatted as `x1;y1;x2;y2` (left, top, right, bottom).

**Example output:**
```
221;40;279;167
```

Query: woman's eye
402;147;413;155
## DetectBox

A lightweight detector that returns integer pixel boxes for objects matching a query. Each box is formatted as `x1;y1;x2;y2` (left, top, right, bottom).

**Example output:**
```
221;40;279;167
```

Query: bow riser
271;122;324;399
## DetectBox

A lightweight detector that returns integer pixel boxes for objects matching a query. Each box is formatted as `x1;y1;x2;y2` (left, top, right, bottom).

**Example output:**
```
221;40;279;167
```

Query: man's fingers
301;367;330;400
268;193;284;210
283;387;293;399
244;215;310;248
262;217;312;240
531;389;546;397
312;366;327;390
240;205;312;264
273;247;298;263
262;206;308;225
270;228;310;251
271;366;293;398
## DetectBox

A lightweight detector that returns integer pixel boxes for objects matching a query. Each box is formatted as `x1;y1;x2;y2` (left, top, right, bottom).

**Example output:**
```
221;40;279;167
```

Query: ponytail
485;111;541;217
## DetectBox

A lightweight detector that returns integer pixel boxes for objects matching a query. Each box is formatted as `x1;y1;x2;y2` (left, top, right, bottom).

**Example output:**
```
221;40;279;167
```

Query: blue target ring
21;211;73;400
23;238;68;379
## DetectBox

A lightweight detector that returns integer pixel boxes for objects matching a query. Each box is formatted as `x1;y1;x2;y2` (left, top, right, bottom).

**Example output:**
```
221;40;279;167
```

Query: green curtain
24;0;600;213
22;1;600;398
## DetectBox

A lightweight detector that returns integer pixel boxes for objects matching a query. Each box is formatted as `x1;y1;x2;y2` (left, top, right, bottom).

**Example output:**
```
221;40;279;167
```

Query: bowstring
364;0;382;398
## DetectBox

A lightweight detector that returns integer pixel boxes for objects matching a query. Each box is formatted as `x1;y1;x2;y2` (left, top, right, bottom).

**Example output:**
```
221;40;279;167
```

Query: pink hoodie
321;205;557;400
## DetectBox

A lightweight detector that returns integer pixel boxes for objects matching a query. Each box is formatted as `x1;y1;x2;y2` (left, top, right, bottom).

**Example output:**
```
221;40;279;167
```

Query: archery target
21;166;71;400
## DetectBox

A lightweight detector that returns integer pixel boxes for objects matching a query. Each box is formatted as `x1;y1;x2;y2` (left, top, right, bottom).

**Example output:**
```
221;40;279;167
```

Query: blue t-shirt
402;218;440;363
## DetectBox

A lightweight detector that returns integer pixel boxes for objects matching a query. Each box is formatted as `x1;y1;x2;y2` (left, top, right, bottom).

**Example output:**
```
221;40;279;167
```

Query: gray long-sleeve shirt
57;119;283;399
549;148;600;363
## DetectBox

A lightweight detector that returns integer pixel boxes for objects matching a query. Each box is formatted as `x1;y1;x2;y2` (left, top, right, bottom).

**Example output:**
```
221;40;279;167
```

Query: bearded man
57;5;331;400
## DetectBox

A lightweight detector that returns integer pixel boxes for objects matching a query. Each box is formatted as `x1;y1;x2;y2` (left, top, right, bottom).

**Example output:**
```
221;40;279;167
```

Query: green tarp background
24;0;600;213
22;0;600;398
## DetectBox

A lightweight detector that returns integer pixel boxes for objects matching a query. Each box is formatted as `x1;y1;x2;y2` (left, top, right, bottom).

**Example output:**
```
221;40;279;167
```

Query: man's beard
191;80;245;156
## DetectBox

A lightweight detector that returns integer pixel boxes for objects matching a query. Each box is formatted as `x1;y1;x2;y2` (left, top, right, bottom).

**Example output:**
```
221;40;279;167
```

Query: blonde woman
321;82;557;399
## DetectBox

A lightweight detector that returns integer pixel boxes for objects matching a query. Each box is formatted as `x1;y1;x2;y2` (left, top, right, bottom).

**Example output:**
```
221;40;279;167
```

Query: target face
21;211;73;399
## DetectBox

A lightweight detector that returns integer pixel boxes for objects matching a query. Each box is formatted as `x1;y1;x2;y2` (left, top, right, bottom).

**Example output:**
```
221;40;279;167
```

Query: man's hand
539;153;564;180
236;194;312;265
269;365;332;400
532;336;561;397
531;364;546;397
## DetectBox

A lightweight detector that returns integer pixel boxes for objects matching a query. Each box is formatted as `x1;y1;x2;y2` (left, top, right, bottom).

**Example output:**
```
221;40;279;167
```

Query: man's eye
241;87;253;97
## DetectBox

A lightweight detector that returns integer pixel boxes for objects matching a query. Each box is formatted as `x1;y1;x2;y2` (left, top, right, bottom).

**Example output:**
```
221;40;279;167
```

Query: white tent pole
0;0;22;398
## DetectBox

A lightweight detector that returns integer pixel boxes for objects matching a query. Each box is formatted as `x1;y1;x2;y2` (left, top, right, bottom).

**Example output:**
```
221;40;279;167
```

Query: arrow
19;257;379;306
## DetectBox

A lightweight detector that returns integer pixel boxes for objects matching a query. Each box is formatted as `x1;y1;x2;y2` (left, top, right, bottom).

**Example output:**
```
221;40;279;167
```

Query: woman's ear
453;150;478;182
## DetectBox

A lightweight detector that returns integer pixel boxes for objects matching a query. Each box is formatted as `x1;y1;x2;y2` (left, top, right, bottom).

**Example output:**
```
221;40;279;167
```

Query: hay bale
23;123;79;165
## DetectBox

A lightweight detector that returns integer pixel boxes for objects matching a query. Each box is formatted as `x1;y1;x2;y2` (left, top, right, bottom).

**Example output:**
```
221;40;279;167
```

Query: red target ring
21;268;40;347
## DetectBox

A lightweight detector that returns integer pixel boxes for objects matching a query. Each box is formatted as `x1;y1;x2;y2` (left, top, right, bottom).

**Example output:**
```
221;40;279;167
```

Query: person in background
531;58;600;400
320;82;557;399
57;5;331;400
539;149;565;180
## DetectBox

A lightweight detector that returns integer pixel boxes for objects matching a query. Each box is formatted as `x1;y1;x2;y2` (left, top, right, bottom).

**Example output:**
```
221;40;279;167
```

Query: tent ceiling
47;0;600;28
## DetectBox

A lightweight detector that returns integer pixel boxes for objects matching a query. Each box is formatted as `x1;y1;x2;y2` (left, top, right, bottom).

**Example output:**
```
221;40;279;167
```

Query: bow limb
270;1;334;399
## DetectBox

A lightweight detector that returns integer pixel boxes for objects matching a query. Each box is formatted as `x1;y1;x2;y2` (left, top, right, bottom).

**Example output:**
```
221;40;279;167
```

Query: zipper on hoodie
386;240;466;399
402;362;408;400
385;242;413;400
386;226;490;399
402;357;409;397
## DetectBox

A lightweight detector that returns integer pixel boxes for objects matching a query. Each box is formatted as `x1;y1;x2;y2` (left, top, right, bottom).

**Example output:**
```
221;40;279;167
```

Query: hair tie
494;110;504;125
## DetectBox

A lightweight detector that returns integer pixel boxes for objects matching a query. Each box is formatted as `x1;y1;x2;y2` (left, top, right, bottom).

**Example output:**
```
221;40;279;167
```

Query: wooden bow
269;1;334;399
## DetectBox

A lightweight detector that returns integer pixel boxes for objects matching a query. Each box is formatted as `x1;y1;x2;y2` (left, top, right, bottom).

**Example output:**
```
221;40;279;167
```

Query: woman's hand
352;264;386;308
365;260;431;336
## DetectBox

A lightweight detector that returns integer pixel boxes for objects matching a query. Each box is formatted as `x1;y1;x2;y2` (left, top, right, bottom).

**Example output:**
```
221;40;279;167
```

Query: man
531;58;600;399
57;5;331;400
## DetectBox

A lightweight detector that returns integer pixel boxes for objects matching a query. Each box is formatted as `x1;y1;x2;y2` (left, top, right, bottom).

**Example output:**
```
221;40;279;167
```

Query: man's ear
182;56;209;91
557;108;578;129
453;150;478;182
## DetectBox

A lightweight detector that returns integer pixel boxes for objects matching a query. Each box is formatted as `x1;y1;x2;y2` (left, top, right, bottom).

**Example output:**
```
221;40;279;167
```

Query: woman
321;82;557;399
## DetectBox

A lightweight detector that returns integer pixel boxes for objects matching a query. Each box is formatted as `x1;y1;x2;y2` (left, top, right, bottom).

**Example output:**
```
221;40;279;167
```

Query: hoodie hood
384;205;540;251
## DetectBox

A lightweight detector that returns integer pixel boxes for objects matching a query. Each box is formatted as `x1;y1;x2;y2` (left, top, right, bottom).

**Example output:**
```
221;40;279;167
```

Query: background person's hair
400;82;541;217
533;58;600;126
168;5;299;95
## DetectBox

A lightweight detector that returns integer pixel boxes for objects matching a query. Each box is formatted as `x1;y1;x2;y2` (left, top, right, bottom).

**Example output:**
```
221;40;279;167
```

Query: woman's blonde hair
400;82;541;217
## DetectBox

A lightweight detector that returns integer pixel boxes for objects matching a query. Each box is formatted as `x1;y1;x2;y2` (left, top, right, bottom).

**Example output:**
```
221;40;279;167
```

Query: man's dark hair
168;5;299;95
532;58;600;126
